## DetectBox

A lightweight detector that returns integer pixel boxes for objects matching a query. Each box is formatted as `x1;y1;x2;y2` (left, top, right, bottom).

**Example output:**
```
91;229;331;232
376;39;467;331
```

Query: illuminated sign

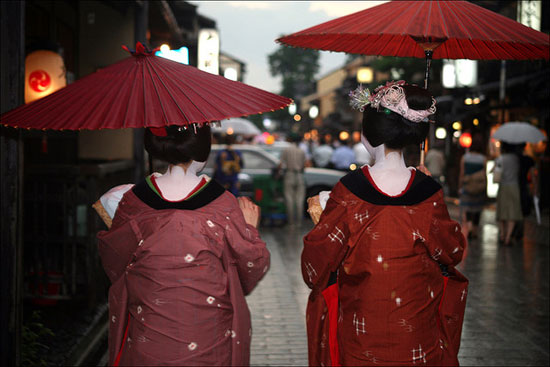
518;0;541;31
442;59;477;88
155;44;189;65
198;29;220;75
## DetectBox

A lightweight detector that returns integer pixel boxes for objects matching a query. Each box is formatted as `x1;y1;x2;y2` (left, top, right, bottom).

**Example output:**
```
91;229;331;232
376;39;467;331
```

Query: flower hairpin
348;85;372;112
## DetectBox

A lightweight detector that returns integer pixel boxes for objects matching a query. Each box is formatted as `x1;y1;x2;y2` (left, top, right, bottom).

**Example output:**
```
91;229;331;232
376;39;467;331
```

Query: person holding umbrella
494;142;523;246
95;124;269;366
302;81;467;366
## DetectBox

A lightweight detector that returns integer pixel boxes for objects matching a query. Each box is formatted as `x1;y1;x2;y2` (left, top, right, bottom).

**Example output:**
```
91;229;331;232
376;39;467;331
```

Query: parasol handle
423;50;433;90
420;49;433;166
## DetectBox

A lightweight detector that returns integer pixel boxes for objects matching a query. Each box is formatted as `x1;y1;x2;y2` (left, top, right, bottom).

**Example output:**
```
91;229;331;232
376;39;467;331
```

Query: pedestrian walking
214;134;244;196
312;136;334;168
458;134;488;239
95;124;269;366
302;81;467;366
279;133;307;226
513;143;538;239
425;144;446;187
494;142;523;245
330;138;355;171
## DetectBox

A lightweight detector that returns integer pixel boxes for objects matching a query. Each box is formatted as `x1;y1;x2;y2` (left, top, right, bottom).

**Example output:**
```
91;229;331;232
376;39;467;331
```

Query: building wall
317;69;347;119
77;1;135;161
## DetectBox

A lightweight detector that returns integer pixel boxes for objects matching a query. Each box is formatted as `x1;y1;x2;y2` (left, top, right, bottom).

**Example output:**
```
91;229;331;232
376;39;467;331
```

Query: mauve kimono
97;179;270;366
302;167;468;366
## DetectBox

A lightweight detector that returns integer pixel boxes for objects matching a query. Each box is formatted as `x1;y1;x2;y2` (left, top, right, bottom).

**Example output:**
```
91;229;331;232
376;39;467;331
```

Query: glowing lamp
25;50;66;104
435;127;447;140
265;135;275;145
293;114;301;122
339;131;350;141
459;132;472;148
226;127;234;135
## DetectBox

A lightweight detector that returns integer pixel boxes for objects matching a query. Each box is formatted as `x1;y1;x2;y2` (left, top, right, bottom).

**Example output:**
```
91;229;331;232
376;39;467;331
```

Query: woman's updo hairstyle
144;124;212;165
362;84;432;150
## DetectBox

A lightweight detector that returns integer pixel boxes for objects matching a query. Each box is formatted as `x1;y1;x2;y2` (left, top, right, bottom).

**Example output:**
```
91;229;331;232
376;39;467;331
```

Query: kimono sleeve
425;191;466;267
225;205;270;296
302;185;350;293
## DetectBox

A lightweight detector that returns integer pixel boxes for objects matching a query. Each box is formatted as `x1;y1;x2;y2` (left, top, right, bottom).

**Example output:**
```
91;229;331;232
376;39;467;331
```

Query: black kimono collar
340;168;441;206
132;178;225;210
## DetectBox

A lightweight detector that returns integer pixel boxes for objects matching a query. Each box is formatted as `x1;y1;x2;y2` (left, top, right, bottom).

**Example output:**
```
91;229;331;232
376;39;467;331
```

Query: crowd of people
302;135;373;171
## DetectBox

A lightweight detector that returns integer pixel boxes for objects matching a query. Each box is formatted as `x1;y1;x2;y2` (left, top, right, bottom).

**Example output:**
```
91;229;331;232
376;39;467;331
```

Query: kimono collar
132;177;225;210
340;168;441;206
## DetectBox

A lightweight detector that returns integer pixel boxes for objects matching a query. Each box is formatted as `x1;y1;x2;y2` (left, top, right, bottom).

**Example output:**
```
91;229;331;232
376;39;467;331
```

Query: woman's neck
154;161;204;200
364;140;412;196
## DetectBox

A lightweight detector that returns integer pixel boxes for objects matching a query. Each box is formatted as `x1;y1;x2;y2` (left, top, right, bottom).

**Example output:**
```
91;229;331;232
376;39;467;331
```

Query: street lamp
308;105;319;119
288;103;297;115
356;67;373;83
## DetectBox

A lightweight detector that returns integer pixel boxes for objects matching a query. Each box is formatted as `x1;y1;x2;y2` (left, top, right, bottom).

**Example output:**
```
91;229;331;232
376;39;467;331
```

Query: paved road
247;204;549;366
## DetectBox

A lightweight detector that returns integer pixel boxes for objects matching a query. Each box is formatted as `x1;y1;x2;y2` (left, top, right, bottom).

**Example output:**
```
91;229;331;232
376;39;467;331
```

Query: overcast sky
189;1;387;94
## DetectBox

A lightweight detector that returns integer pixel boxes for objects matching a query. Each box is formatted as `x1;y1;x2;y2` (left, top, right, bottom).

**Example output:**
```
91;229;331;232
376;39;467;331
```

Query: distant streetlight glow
356;67;373;83
293;114;301;122
464;98;473;105
288;103;297;115
309;105;319;119
339;131;350;141
435;127;447;140
452;121;462;130
473;118;480;126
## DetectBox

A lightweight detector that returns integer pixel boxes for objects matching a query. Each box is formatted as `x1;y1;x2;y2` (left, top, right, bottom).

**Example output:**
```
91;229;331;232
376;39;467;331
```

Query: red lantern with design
25;50;66;104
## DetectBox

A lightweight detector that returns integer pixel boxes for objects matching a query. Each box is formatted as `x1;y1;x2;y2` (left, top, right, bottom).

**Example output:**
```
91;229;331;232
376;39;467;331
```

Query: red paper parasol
277;0;549;62
0;42;292;130
277;0;549;163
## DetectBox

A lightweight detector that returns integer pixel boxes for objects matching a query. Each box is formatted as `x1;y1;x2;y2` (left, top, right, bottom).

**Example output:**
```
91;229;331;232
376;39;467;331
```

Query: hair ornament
348;85;371;112
349;80;436;123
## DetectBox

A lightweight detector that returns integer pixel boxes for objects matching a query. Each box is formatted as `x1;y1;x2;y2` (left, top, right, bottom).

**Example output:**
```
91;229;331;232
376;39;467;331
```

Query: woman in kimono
303;81;468;366
96;124;270;366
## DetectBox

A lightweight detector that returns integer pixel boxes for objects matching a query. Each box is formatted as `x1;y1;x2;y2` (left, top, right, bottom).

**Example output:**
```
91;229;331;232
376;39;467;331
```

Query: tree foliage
268;45;320;100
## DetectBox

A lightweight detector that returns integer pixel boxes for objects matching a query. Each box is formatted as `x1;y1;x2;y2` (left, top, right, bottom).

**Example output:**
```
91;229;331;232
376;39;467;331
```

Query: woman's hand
307;195;322;224
238;196;261;228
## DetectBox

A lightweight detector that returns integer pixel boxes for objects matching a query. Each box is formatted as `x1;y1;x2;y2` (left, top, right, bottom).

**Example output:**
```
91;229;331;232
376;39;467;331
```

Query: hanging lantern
459;132;472;148
25;50;67;104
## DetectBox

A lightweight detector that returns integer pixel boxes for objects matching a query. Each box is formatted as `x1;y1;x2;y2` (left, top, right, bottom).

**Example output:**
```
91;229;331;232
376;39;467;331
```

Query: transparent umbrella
492;121;546;144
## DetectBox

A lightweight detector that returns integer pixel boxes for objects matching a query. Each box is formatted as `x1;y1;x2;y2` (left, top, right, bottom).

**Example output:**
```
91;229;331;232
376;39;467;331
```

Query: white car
202;144;345;200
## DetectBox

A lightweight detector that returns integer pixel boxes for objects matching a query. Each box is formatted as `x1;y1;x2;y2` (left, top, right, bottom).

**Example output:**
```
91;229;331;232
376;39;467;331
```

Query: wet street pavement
246;203;549;366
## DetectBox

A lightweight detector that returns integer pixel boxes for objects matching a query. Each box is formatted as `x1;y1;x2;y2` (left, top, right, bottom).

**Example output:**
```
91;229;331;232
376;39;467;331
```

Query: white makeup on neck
153;160;208;201
362;134;413;196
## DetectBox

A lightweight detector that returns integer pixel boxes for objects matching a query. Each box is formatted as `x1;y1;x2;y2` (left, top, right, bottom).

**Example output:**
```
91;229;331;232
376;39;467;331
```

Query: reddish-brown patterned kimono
303;168;468;366
97;179;270;366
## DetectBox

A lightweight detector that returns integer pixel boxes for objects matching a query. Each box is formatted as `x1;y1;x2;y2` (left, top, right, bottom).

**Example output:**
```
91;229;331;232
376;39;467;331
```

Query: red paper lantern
459;132;472;148
25;50;66;104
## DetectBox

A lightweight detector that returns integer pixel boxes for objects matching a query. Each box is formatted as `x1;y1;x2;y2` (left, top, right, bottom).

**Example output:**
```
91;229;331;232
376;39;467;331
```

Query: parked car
202;144;345;200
